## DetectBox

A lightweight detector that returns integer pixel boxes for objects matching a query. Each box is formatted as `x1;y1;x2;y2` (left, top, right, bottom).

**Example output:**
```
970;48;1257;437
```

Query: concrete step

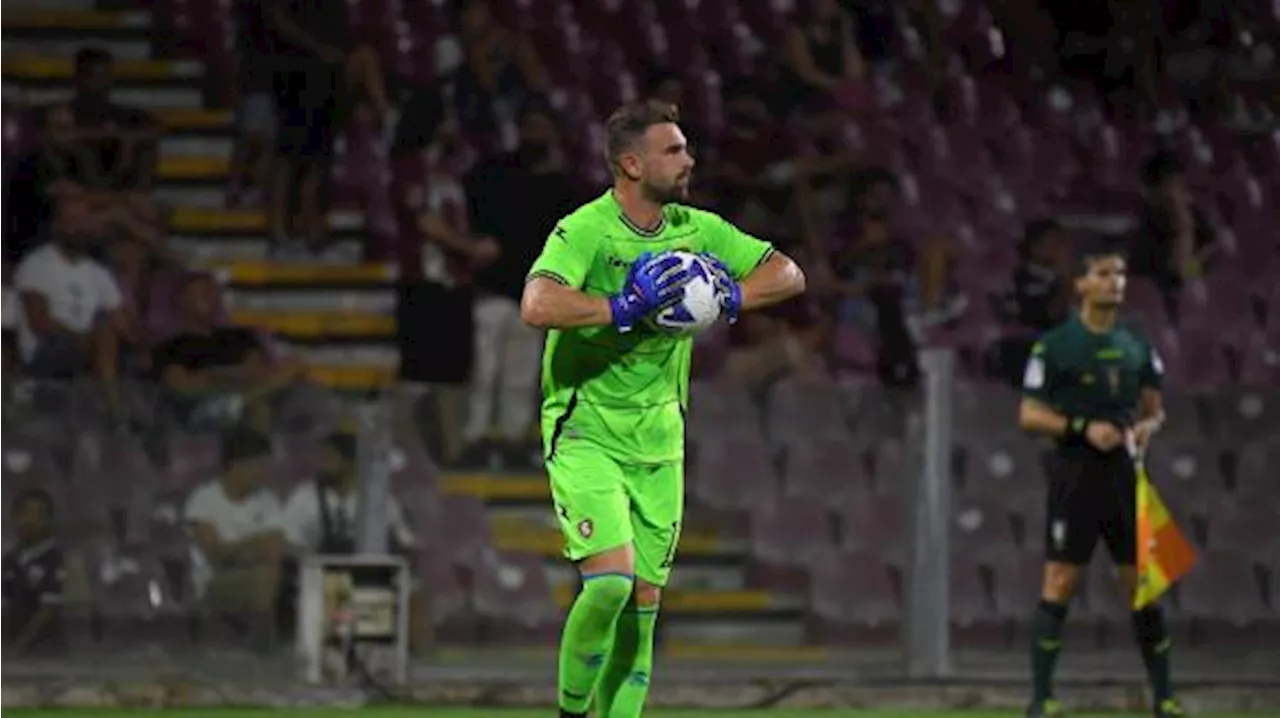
223;286;395;313
3;37;151;60
7;84;202;109
2;56;203;87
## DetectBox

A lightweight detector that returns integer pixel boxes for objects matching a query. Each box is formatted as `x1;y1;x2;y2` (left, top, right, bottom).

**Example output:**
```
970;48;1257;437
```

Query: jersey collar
606;190;667;238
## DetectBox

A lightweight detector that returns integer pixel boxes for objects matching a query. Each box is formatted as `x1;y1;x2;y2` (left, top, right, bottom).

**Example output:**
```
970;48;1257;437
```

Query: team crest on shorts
578;519;594;538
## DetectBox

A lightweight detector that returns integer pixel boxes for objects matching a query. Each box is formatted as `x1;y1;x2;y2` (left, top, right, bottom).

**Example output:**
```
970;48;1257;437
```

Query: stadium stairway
3;0;398;393
3;0;817;656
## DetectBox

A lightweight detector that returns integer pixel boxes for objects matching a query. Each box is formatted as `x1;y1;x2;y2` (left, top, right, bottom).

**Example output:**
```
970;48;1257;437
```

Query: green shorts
546;443;684;587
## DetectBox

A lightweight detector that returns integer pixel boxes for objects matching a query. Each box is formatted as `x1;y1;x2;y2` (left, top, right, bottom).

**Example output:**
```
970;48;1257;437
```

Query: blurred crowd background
2;0;1278;672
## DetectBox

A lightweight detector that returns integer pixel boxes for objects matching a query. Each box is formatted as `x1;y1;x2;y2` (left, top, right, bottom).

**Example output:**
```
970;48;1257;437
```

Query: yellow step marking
440;473;548;500
228;310;395;337
207;261;396;285
155;108;233;131
489;517;723;555
306;364;395;391
3;57;195;80
158;155;228;180
3;10;147;30
552;585;775;613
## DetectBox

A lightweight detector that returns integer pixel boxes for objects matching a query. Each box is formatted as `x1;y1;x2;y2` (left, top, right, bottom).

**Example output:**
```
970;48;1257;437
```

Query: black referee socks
1132;606;1174;702
1030;600;1069;701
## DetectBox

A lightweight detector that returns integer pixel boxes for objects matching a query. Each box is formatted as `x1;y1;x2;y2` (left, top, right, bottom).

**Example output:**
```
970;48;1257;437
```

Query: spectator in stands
988;218;1072;385
390;90;492;465
152;272;307;430
277;428;432;650
264;0;392;253
782;0;869;118
70;48;160;191
227;0;278;208
726;247;829;388
708;79;802;235
459;99;577;468
184;427;285;650
13;193;130;395
438;0;549;144
1129;150;1220;310
2;488;66;657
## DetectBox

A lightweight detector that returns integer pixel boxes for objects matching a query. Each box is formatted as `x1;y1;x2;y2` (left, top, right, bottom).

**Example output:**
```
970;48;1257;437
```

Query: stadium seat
471;551;559;642
807;547;900;645
779;434;871;502
1177;549;1272;647
764;373;852;444
747;496;836;591
689;433;778;517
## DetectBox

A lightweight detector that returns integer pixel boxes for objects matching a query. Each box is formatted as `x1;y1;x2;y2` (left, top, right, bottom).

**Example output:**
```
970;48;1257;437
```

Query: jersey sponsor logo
578;519;594;538
554;226;569;243
1024;357;1045;389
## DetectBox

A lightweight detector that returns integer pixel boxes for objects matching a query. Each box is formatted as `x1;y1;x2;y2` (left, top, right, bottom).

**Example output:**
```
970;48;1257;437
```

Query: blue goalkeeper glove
609;252;689;333
699;252;743;324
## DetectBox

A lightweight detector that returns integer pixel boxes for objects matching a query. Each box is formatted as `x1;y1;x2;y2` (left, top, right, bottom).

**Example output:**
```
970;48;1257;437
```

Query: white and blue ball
648;251;723;334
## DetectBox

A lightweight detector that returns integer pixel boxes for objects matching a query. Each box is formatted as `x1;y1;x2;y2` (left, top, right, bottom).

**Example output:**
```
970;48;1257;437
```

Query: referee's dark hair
604;100;680;176
1072;236;1127;278
10;487;55;517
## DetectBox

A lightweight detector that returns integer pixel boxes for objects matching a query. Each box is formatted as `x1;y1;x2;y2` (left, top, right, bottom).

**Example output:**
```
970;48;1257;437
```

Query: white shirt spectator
13;243;122;361
184;478;282;596
279;481;416;553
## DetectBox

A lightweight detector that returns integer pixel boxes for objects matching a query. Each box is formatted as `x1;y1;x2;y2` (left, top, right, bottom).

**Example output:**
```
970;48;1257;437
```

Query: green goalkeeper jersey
527;190;774;464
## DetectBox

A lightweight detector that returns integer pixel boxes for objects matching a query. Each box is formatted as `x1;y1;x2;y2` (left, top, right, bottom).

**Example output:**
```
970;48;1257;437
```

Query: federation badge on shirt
577;519;594;539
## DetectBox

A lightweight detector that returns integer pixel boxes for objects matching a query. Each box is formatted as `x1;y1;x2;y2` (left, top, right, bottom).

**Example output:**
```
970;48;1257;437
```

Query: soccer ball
648;251;723;334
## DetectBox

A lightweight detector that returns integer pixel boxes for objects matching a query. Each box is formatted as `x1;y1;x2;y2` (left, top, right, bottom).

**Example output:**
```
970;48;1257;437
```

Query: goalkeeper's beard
642;178;688;205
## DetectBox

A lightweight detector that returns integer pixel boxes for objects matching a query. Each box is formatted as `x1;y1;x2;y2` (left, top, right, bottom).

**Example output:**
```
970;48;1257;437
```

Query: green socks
1030;599;1068;701
557;573;634;714
1132;605;1173;703
596;604;659;718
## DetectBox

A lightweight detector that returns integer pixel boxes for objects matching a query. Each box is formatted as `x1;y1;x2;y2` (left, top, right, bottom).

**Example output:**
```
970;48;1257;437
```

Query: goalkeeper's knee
578;573;635;613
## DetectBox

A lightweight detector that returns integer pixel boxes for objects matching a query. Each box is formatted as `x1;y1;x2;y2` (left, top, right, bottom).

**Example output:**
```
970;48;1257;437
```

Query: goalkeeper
521;100;806;718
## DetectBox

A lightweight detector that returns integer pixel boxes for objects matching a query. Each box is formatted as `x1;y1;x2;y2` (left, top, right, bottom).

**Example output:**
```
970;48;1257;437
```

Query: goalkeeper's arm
521;277;613;330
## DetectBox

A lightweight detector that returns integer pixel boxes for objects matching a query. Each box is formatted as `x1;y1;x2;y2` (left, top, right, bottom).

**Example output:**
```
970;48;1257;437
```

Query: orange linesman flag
1134;462;1198;609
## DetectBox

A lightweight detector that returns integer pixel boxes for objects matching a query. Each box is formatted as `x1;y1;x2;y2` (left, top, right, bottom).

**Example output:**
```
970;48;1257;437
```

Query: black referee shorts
1041;445;1138;566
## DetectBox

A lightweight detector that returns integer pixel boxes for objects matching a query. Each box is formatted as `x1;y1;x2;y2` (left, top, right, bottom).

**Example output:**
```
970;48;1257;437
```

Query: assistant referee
1018;245;1184;718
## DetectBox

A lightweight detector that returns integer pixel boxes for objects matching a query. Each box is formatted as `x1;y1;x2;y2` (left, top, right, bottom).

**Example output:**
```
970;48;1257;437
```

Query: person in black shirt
459;100;579;468
1129;151;1220;312
988;219;1071;385
3;489;66;657
70;48;160;191
152;273;306;429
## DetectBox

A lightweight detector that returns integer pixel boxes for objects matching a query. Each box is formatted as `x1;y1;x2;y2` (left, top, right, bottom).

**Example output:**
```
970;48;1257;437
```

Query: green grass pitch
1;710;1268;718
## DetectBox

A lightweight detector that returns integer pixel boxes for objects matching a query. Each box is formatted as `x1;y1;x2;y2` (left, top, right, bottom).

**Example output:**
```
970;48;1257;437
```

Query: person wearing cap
184;426;286;649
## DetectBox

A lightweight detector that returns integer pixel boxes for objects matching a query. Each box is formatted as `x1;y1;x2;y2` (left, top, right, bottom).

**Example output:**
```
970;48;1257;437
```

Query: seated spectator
1129;150;1220;312
439;0;549;143
726;251;830;389
460;99;578;469
783;0;869;117
184;427;285;650
70;48;160;191
152;272;307;430
13;193;131;396
987;219;1072;385
278;428;433;651
2;489;66;658
264;0;392;252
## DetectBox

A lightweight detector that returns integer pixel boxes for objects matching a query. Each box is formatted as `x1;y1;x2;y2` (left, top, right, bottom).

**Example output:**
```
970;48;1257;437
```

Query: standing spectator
459;100;577;468
2;489;67;658
151;272;307;430
264;0;392;252
1129;150;1220;311
438;0;549;145
988;219;1072;385
184;427;285;650
782;0;868;117
13;193;129;393
391;90;493;465
227;0;279;207
69;48;160;191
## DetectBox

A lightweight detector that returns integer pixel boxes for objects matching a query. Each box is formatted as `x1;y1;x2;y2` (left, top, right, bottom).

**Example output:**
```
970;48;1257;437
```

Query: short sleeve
1021;340;1058;402
13;252;50;293
526;221;595;289
1140;342;1164;390
183;484;216;525
278;488;316;549
93;265;123;312
698;211;774;281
